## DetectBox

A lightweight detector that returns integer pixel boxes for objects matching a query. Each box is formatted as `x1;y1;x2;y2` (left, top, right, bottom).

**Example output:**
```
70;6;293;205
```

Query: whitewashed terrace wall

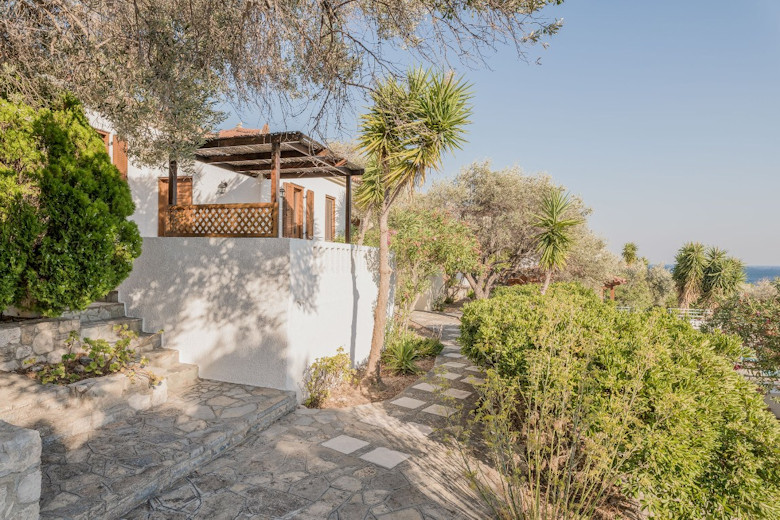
118;238;381;397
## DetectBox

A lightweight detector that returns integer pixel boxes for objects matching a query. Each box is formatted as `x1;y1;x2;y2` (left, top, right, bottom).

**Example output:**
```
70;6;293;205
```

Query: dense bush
301;347;356;408
460;283;780;519
705;292;780;390
0;96;141;315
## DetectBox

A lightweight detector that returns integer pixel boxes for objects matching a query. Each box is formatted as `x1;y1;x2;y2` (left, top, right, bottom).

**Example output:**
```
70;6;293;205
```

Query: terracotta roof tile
212;123;269;139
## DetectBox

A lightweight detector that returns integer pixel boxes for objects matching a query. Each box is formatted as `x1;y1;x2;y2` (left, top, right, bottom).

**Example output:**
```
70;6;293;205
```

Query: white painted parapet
118;238;385;398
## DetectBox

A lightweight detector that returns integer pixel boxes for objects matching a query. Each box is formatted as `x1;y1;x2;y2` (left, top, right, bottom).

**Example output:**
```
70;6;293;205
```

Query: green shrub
27;326;147;385
301;347;356;408
460;283;780;519
704;292;780;391
0;95;141;315
382;328;444;375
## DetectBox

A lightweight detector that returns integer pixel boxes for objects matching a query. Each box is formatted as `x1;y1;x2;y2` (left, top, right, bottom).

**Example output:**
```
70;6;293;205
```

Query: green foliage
673;243;745;308
34;326;142;385
622;242;638;265
705;292;780;392
534;191;583;294
0;96;141;315
647;264;676;307
382;328;444;375
460;283;780;519
388;204;480;322
427;162;615;298
301;347;356;408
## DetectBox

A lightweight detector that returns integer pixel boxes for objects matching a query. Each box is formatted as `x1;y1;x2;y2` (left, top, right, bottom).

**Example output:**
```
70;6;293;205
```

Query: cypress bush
460;283;780;519
0;96;141;315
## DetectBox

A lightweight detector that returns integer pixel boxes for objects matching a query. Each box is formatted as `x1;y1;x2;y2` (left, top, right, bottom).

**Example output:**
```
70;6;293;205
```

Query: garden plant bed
322;356;436;408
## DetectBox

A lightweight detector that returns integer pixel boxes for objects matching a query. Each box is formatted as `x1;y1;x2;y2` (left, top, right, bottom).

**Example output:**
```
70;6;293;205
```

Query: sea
744;266;780;284
663;265;780;284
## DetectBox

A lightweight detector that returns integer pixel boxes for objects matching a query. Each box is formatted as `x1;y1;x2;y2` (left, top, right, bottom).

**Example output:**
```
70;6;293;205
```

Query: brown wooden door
158;177;193;236
113;138;128;180
283;183;304;238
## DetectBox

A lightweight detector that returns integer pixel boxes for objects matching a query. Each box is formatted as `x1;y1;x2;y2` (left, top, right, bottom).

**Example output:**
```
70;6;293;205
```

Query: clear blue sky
224;0;780;265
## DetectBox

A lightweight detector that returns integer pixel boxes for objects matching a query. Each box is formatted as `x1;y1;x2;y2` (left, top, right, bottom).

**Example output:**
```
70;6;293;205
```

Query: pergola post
167;157;178;205
270;139;280;236
345;175;352;244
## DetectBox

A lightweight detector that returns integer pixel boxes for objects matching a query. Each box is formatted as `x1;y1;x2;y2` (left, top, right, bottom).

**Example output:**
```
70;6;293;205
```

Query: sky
223;0;780;265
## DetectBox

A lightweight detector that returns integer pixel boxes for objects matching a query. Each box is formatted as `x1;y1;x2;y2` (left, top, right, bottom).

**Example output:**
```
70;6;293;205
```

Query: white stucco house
91;120;384;397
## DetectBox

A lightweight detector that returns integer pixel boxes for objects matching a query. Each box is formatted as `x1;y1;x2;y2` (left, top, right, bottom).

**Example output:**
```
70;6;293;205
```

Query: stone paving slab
360;447;411;469
322;435;370;455
390;397;426;409
39;380;296;520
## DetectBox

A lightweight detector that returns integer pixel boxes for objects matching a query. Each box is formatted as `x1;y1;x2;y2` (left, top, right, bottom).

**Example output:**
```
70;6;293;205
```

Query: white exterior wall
118;238;381;397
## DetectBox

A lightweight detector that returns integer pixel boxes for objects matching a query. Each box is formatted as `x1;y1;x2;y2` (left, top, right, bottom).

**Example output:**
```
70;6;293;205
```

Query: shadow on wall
120;238;313;390
120;238;383;394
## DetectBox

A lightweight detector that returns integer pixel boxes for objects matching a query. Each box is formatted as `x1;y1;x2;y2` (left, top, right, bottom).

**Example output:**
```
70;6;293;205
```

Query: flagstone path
125;310;490;520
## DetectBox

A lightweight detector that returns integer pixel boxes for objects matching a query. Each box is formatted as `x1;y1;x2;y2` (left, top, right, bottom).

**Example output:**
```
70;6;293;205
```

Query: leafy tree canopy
427;161;615;298
1;0;564;166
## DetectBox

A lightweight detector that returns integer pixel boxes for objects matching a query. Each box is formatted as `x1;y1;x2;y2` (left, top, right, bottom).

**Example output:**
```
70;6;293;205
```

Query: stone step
60;302;127;323
80;317;144;343
39;380;297;520
147;361;199;392
98;290;120;303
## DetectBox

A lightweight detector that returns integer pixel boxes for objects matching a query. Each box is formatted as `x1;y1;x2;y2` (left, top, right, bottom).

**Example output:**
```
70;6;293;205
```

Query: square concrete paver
360;447;411;469
461;376;486;386
441;362;466;369
422;404;457;417
412;383;439;393
443;388;471;400
390;397;427;409
406;422;434;437
321;435;370;454
443;353;464;359
436;372;461;381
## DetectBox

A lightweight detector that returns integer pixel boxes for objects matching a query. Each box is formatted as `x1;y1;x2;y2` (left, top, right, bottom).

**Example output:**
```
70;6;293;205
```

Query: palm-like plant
534;191;583;295
672;242;707;308
702;247;746;304
358;68;471;380
622;242;638;265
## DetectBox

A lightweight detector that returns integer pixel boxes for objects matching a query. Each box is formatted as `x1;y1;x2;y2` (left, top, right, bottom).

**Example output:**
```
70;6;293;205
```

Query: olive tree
427;162;611;298
1;0;565;166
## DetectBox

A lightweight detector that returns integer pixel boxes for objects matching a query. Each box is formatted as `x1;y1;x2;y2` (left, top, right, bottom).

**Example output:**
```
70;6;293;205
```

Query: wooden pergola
165;130;364;241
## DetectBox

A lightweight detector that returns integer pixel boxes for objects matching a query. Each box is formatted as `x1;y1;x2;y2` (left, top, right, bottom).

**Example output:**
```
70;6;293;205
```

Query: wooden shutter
158;177;192;236
113;138;128;180
325;196;336;241
305;190;314;239
295;187;304;238
283;183;294;237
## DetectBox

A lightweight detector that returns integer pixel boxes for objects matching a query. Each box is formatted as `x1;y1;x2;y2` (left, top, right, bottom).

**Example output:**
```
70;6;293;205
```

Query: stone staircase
0;292;297;520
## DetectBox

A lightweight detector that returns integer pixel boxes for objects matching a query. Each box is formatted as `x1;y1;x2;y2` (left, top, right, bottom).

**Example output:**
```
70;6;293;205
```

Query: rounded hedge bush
0;96;141;315
460;283;780;519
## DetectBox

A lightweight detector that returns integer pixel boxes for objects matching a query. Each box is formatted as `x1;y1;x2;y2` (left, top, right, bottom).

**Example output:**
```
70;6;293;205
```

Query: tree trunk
356;207;372;246
540;270;552;295
365;199;391;381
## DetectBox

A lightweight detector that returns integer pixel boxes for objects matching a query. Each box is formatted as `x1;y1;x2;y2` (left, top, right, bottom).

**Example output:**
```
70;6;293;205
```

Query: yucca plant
672;242;707;308
534;190;583;295
358;68;472;381
382;337;421;375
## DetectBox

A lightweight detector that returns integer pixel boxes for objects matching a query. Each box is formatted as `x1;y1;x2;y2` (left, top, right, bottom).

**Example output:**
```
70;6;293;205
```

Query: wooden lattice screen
167;203;277;237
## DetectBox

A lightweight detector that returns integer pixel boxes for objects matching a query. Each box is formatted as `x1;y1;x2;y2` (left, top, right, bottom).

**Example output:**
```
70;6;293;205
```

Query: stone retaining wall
0;318;80;372
0;420;41;520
